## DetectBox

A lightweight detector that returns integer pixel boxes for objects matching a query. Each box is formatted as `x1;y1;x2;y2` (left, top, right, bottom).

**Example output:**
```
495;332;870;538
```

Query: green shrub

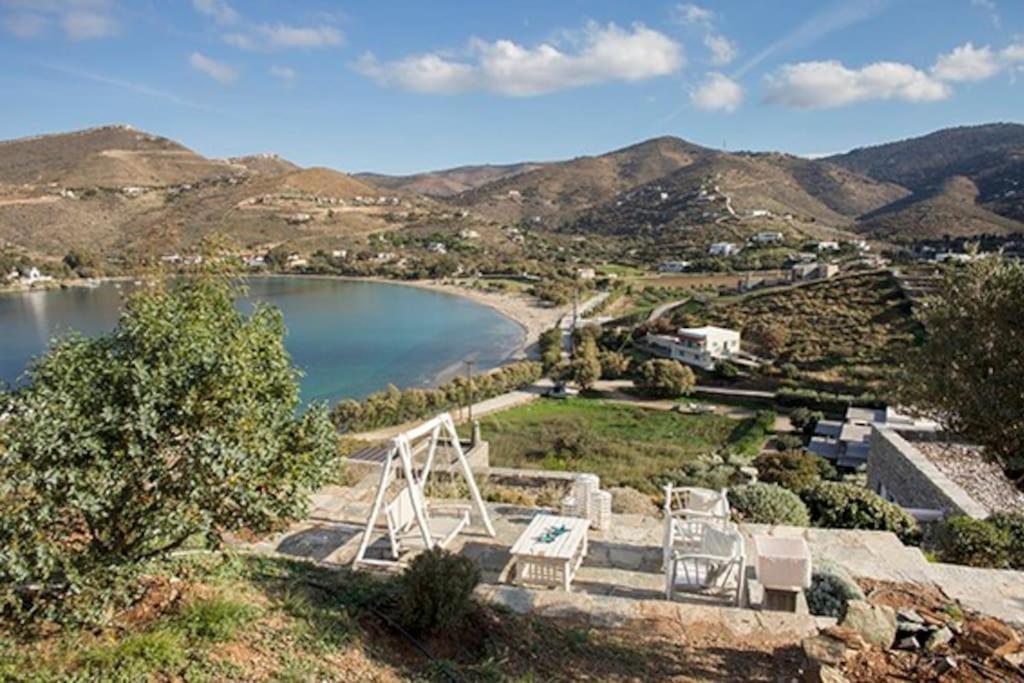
754;450;821;493
802;482;919;543
80;628;185;677
991;513;1024;569
773;434;804;451
729;483;810;526
399;548;480;635
805;561;865;619
938;516;1011;568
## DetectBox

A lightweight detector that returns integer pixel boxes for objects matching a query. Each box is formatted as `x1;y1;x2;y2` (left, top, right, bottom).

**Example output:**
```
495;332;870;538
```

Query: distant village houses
708;242;738;257
790;262;839;281
658;261;691;273
750;231;783;245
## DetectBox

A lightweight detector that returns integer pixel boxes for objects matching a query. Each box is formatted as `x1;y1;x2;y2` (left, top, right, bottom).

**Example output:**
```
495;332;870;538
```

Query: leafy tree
753;450;822;493
598;350;630;379
636;359;695;398
0;273;339;621
802;482;919;543
729;483;810;526
539;327;563;373
900;258;1024;479
572;335;602;390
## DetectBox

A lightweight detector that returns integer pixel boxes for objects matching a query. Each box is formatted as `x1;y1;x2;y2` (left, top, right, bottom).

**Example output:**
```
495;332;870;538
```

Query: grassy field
2;552;800;682
477;398;771;493
680;271;919;388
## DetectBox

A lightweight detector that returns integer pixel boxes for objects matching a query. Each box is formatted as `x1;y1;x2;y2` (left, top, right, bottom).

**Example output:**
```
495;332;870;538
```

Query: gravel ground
918;442;1024;515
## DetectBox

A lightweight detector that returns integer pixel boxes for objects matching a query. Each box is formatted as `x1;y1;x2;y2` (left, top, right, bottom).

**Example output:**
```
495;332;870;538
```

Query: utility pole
465;358;476;422
571;274;579;361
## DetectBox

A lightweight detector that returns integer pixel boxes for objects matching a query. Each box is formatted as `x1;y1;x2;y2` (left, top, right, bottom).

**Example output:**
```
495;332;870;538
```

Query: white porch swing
352;412;496;569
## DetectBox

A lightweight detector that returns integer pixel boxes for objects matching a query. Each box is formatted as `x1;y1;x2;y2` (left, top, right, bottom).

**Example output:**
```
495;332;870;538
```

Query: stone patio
240;479;1024;626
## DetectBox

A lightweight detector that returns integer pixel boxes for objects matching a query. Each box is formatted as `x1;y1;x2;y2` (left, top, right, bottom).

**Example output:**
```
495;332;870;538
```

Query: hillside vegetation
681;272;920;388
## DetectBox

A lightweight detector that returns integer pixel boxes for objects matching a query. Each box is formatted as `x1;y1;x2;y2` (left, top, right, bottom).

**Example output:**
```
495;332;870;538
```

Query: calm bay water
0;277;524;404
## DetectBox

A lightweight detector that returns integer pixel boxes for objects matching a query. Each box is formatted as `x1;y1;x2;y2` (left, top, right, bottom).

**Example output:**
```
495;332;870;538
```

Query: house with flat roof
643;325;741;371
708;242;738;257
808;405;937;470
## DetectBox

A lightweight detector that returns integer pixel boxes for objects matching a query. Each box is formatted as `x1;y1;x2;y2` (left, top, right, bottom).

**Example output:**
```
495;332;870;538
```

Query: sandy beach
388;279;569;359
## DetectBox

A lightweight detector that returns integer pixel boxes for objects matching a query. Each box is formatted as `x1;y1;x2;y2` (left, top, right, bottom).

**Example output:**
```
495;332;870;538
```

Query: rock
820;625;867;652
925;626;954;652
802;634;847;666
960;617;1021;658
936;656;957;674
895;636;920;651
1003;651;1024;669
803;662;848;683
897;608;924;624
840;600;897;650
896;621;929;635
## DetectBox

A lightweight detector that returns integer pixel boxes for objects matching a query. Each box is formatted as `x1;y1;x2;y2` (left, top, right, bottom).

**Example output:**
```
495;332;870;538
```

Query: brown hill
451;136;708;223
227;154;300;175
257;167;381;198
857;175;1024;241
827;123;1024;191
359;162;545;197
0;124;239;187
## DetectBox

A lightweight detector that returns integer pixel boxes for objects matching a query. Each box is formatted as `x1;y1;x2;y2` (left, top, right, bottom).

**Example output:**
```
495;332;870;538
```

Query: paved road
647;298;690;322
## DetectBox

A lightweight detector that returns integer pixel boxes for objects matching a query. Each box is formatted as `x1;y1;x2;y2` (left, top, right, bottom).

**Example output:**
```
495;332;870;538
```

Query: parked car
673;402;715;415
544;383;579;400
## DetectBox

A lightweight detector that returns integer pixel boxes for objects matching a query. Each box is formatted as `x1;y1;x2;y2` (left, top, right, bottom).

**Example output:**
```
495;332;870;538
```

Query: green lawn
477;398;771;493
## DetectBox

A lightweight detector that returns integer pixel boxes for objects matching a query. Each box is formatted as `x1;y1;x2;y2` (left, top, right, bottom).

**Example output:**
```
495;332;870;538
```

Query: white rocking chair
664;519;745;606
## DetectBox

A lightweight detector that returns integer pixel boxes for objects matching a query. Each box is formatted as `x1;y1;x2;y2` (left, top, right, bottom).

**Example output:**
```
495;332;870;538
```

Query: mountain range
1;122;1022;263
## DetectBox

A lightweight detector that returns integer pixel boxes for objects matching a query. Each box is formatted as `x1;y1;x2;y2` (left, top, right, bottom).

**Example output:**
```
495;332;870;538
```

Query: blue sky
1;1;1022;173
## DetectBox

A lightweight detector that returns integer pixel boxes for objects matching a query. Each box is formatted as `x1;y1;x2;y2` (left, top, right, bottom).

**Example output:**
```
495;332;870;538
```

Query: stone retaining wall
867;427;988;519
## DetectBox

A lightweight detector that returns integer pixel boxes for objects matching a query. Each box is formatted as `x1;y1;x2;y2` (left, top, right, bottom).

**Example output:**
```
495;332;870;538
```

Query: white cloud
269;64;295;82
932;42;1000;82
223;22;343;51
1;0;118;40
3;12;46;37
258;23;343;49
189;51;238;84
764;60;951;109
356;22;683;96
970;0;1001;29
1000;43;1024;62
62;10;117;39
192;0;237;26
704;33;737;66
672;3;713;26
691;72;743;112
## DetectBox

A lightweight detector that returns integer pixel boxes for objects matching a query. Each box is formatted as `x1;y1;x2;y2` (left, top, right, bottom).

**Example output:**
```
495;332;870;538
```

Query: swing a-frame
353;412;496;569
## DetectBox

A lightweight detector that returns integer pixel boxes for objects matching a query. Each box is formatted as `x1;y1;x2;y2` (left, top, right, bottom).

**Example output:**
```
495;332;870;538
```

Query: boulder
802;634;847;666
897;608;924;624
924;626;954;652
841;601;897;650
960;617;1021;658
803;662;848;683
895;636;920;651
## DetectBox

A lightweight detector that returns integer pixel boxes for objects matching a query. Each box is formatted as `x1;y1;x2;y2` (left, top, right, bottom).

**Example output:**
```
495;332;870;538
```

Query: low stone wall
475;584;826;637
867;427;988;519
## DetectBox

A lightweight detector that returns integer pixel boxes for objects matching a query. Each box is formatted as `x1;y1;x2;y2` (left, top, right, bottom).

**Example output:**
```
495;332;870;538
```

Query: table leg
563;559;572;591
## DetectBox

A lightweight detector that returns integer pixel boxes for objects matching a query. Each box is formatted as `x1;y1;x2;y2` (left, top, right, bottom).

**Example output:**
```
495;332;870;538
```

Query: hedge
330;361;542;432
801;482;920;543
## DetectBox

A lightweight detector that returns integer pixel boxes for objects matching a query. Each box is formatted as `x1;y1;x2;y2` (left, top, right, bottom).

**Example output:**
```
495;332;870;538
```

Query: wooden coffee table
510;514;589;591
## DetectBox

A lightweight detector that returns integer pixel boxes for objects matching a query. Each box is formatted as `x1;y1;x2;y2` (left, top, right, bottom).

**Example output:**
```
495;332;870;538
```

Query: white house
24;267;53;284
576;267;596;280
658;261;691;273
644;325;741;371
791;262;839;281
815;241;840;252
750;231;783;244
708;242;738;257
428;242;448;255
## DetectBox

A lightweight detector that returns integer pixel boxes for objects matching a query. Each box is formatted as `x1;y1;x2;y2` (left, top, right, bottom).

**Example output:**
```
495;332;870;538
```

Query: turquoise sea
0;277;525;404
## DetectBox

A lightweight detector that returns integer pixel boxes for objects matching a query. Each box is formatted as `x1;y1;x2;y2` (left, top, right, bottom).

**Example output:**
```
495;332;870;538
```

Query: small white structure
458;228;480;240
708;242;738;257
750;231;782;244
753;535;812;612
658;261;691;273
644;326;741;371
353;413;495;569
790;262;839;281
332;249;348;259
815;241;840;252
576;267;596;280
24;267;53;284
428;242;448;255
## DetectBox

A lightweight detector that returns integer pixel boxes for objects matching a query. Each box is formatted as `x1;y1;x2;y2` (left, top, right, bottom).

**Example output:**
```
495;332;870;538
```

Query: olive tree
0;274;339;620
899;258;1024;479
636;359;696;398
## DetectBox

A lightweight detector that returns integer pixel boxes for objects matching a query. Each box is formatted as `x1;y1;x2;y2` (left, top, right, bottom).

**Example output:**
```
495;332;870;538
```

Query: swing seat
384;485;471;559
